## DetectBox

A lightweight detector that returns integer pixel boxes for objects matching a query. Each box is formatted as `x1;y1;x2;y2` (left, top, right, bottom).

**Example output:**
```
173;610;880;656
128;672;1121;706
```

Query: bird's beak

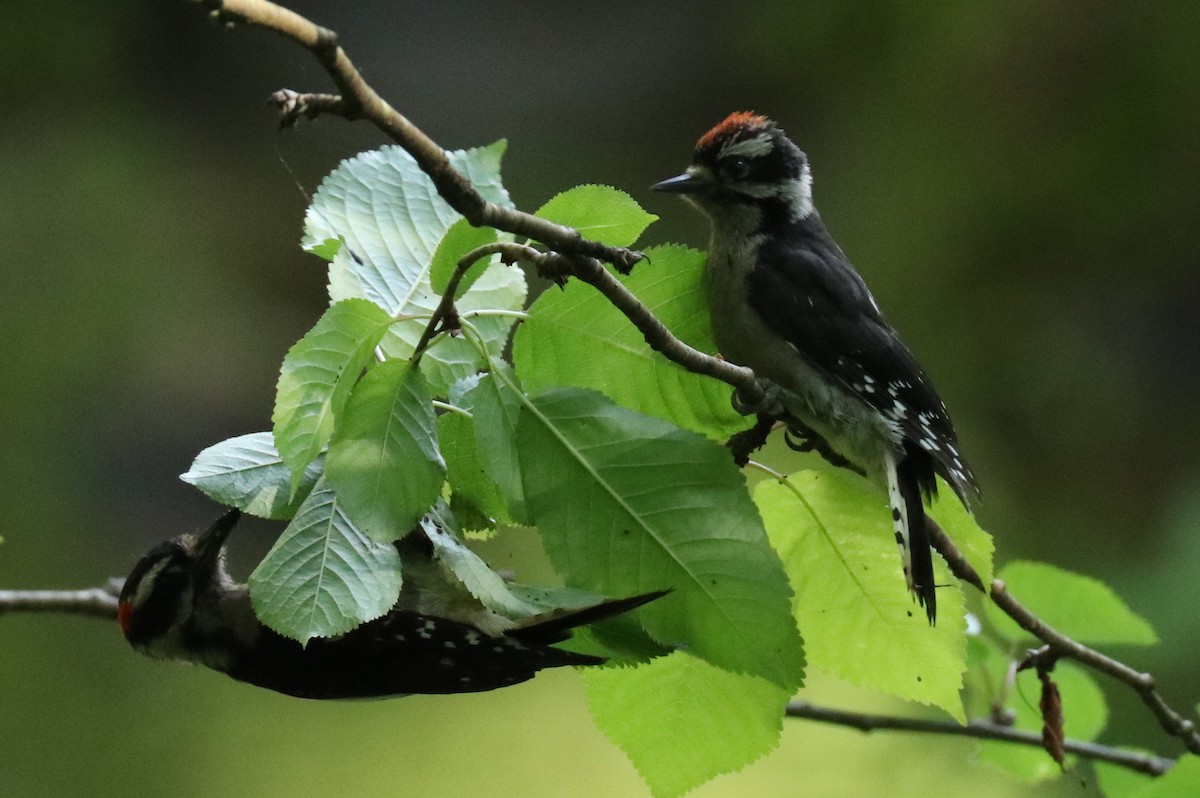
195;508;242;570
651;168;707;194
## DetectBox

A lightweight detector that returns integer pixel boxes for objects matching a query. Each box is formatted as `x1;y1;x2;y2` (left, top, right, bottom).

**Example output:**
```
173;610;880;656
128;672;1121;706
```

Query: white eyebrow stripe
721;135;774;159
134;559;170;607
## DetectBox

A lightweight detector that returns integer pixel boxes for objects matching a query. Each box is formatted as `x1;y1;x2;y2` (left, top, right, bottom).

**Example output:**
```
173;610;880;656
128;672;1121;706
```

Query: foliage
180;138;1164;797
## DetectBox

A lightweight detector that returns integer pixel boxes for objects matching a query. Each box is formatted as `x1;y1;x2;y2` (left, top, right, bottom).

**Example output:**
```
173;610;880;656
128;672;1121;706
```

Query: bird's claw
731;379;786;417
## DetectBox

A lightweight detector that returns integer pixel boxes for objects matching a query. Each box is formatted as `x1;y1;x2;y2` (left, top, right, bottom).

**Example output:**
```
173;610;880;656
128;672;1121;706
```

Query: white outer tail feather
884;453;916;595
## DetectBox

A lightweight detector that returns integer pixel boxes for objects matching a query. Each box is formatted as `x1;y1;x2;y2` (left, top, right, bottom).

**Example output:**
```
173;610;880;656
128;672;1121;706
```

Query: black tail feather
897;456;936;624
509;590;669;645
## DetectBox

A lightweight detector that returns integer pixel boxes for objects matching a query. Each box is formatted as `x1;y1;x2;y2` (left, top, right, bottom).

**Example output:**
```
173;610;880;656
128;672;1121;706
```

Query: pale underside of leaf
181;431;322;520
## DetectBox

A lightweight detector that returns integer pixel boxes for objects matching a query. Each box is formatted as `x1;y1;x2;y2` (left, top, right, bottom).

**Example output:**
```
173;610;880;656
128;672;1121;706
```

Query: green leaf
535;184;657;248
325;361;444;542
438;410;510;525
984;560;1158;646
304;141;510;307
301;142;524;397
418;262;527;397
180;432;322;520
1097;753;1200;798
583;652;789;798
929;479;994;587
756;469;968;720
249;479;402;643
1094;753;1158;798
962;632;1012;718
1135;756;1200;798
429;218;498;297
979;661;1107;781
417;509;541;618
512;244;748;440
518;387;805;688
460;368;530;524
302;141;510;359
272;298;393;492
308;237;342;262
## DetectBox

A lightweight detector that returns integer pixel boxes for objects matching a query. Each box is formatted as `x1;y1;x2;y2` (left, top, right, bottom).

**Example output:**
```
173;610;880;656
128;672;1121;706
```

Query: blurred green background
2;1;1198;796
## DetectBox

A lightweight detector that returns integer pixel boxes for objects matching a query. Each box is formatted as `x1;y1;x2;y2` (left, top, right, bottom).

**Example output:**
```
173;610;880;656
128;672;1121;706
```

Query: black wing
226;611;604;700
746;214;977;501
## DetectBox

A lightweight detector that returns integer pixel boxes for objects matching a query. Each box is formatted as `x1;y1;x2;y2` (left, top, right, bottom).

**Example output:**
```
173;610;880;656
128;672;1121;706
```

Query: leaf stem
460;309;529;322
431;400;471;418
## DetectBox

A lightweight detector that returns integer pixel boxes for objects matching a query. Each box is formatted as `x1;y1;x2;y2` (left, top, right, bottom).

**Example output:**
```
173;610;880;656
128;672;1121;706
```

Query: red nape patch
117;600;132;637
696;111;771;151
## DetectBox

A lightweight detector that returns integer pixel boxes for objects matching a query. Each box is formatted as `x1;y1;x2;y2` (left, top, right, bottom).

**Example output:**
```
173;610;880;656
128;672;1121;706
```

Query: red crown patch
696;111;771;151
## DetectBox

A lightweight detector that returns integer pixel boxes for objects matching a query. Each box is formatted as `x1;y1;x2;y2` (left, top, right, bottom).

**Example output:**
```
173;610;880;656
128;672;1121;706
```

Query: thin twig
270;89;348;126
927;520;1200;755
411;242;511;363
786;700;1175;776
0;587;120;619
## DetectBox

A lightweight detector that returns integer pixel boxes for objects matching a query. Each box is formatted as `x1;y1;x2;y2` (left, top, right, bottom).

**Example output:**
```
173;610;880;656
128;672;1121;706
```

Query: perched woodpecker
653;112;977;624
118;509;663;699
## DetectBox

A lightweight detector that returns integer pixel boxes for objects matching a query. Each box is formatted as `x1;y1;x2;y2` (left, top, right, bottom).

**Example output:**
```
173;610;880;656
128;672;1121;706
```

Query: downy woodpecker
118;509;663;698
652;112;977;624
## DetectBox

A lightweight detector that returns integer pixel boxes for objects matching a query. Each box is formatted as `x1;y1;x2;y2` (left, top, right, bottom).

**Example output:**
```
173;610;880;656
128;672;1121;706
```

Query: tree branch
0;586;120;619
525;247;761;390
786;700;1175;777
404;237;762;401
196;0;643;275
927;520;1200;755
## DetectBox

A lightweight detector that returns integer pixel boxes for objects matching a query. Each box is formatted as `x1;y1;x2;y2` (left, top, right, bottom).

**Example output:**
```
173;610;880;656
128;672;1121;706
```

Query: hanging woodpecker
118;509;664;698
653;112;978;623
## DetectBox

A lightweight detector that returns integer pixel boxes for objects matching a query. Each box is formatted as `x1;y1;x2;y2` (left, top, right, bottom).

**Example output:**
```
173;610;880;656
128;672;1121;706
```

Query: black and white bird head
118;509;241;656
652;112;814;222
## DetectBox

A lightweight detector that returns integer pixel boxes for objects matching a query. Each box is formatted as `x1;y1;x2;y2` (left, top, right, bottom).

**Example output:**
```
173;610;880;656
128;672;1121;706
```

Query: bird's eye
721;157;751;182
